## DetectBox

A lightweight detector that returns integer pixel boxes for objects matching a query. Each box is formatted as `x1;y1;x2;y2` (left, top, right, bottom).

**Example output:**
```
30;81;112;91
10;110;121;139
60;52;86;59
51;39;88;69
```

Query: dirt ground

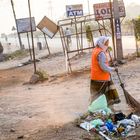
0;52;140;140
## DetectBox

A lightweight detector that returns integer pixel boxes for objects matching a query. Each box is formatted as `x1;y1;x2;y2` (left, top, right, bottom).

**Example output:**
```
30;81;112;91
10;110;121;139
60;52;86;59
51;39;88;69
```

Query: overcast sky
0;0;140;34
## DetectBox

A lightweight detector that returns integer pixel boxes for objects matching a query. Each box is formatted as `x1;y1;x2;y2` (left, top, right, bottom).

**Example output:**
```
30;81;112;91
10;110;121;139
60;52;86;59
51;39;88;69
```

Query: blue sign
67;10;83;17
66;4;83;17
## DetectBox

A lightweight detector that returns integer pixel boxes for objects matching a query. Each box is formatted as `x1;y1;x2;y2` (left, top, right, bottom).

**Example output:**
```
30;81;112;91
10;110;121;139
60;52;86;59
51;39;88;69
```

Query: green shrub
35;69;49;81
133;16;140;41
6;49;29;60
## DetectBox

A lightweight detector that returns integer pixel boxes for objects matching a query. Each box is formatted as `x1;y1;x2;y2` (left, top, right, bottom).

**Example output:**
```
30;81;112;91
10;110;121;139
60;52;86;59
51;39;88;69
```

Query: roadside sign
16;17;36;33
93;1;125;20
66;4;83;17
37;16;59;38
12;26;16;31
115;19;121;39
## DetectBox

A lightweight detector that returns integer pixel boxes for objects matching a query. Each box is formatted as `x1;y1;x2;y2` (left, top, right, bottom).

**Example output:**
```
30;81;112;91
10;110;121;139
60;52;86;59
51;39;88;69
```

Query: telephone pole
113;0;123;60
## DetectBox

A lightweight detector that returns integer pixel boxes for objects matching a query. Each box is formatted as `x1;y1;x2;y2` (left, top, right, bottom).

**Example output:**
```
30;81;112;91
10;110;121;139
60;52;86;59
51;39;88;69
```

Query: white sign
37;16;58;39
42;27;54;38
115;19;121;39
93;1;125;20
66;4;83;17
16;17;36;33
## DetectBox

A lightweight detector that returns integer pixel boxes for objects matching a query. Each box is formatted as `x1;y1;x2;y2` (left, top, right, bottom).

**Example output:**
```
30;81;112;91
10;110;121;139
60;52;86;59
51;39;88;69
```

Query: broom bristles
124;89;140;113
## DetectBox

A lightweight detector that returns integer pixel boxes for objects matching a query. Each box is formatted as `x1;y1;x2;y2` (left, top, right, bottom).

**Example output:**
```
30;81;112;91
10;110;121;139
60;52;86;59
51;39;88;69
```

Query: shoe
114;99;121;104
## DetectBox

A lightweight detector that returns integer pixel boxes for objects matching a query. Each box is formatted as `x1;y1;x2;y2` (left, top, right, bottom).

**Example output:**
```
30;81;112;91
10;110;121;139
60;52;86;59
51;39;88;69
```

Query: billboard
37;16;59;38
93;1;125;20
16;17;36;33
66;4;83;17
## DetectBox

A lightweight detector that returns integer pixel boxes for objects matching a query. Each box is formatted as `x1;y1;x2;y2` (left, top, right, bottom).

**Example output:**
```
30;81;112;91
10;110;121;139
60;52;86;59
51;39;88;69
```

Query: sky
0;0;140;35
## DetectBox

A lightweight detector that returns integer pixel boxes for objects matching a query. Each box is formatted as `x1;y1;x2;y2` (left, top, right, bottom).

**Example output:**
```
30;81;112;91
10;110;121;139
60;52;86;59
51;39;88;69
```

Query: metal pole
61;28;72;72
11;0;23;49
102;19;107;36
74;16;80;54
59;27;66;55
28;0;37;73
67;52;72;73
109;0;117;60
91;31;94;47
61;27;69;53
80;22;83;52
27;32;32;60
43;33;51;55
97;21;102;36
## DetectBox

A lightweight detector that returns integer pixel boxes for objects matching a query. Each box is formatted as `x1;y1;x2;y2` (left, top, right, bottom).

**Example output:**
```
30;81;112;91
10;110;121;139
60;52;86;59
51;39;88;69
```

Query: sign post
28;0;37;73
109;0;116;60
11;0;23;49
113;0;123;60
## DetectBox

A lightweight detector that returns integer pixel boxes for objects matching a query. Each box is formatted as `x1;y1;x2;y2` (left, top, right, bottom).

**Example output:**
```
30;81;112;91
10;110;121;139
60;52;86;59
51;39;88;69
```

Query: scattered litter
76;95;140;139
80;122;94;131
17;135;24;139
10;128;15;132
17;59;40;67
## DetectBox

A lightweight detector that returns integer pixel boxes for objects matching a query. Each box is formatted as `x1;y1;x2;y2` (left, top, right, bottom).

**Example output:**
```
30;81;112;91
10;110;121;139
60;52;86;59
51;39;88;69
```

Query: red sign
93;2;125;20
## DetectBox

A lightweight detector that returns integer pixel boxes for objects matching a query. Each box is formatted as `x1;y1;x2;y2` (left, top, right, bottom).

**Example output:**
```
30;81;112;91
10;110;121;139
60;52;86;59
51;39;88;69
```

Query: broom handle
107;49;124;88
107;48;140;110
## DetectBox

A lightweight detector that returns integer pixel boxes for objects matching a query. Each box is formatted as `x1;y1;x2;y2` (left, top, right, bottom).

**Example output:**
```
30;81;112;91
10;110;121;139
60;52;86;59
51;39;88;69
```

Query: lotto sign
66;4;83;17
93;1;125;20
115;19;121;39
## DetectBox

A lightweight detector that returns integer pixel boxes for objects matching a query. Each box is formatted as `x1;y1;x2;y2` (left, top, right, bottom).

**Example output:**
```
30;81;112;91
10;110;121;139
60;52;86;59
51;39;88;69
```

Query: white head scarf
95;36;110;51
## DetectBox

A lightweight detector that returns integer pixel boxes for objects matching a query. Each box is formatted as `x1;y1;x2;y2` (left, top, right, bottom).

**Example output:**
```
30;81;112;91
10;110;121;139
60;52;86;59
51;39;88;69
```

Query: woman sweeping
90;36;121;107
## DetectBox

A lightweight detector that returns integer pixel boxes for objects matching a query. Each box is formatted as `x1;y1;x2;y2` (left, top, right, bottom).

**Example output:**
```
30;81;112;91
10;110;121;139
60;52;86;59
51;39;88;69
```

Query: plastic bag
88;95;108;113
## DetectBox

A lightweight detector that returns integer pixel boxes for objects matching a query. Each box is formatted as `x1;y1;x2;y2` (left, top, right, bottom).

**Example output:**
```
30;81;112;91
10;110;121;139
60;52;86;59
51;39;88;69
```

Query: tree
133;16;140;40
133;16;140;57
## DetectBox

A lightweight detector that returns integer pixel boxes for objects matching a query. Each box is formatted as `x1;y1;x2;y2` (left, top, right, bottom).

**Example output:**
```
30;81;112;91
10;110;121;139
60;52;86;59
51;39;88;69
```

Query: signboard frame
16;17;36;33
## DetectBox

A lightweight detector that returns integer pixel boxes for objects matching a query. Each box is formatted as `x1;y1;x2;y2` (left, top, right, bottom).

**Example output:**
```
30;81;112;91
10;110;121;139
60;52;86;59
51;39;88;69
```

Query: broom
108;48;140;112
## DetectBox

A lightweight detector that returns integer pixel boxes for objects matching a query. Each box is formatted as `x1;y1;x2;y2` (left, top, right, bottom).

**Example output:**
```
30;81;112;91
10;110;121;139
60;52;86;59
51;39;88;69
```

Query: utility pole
113;0;123;60
11;0;23;49
28;0;37;73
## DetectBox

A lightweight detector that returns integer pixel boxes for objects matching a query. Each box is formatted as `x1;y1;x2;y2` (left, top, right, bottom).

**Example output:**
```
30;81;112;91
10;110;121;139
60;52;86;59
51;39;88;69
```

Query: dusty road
0;52;140;140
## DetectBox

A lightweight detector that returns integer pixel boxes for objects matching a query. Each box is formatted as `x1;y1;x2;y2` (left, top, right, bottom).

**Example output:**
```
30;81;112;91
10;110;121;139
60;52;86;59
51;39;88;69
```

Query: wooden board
37;16;59;38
